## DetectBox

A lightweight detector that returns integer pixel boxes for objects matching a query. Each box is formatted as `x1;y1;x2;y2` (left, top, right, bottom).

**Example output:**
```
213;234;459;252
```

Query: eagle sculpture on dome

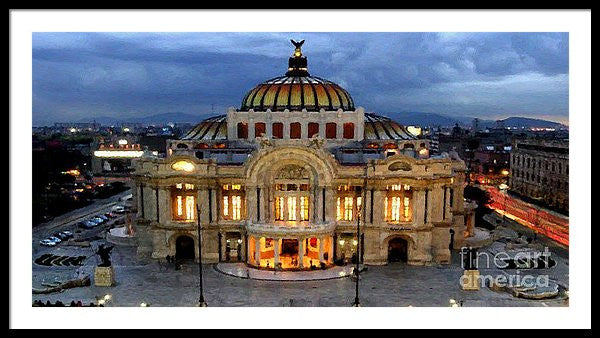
291;39;305;56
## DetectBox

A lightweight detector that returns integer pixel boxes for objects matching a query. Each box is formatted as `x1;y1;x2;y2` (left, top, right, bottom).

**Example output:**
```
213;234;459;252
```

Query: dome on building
181;113;416;141
239;39;355;112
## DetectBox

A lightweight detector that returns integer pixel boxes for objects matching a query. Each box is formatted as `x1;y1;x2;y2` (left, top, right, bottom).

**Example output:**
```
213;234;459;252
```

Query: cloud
32;32;568;125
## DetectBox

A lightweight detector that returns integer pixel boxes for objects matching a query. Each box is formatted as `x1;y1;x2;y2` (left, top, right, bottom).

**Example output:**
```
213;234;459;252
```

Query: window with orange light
336;185;363;221
172;183;197;221
221;184;244;221
384;184;413;222
273;180;310;222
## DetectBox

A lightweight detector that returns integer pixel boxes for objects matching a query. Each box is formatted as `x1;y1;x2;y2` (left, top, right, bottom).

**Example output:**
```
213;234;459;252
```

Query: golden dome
240;76;354;112
239;40;355;112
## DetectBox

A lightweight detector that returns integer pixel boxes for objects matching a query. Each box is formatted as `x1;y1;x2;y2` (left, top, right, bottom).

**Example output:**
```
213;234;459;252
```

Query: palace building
131;41;472;270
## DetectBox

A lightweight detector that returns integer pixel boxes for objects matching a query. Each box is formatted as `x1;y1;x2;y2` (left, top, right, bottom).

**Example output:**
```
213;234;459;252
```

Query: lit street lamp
196;205;207;307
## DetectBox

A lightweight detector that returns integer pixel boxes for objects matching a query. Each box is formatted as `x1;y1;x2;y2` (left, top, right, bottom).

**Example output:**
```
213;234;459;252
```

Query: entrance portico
247;231;334;270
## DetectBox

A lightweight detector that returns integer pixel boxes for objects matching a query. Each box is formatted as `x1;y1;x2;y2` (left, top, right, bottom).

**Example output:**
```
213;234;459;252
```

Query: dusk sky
32;32;569;126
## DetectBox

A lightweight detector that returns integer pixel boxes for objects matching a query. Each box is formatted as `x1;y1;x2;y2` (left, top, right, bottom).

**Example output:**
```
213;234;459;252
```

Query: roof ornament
286;39;309;76
291;39;305;57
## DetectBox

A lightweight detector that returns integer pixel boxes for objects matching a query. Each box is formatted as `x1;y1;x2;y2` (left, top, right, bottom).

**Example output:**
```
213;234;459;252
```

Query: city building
92;135;154;176
131;41;472;270
509;139;569;213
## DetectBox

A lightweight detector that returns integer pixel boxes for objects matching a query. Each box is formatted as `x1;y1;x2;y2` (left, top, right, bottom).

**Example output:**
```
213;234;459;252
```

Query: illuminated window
300;196;309;221
275;197;285;221
171;160;195;172
390;196;401;221
223;196;229;216
232;195;242;220
172;184;196;221
336;186;362;221
222;185;244;221
288;197;297;221
344;197;353;221
385;185;412;222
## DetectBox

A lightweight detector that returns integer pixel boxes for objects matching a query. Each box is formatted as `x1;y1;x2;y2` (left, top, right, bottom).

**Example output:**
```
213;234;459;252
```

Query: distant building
509;139;569;213
91;135;153;175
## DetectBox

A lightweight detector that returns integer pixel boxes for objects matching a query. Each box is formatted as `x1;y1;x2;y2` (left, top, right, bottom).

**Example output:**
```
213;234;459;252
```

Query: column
246;187;257;222
325;187;336;223
255;236;261;265
274;238;280;267
318;237;325;262
411;188;425;227
372;189;386;224
327;236;334;263
364;188;372;225
219;232;226;262
298;237;305;268
211;188;218;224
198;188;210;224
315;187;324;223
158;187;169;223
301;121;308;139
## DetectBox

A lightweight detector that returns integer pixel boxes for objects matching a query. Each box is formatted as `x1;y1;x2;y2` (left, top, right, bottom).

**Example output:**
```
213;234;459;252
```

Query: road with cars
32;190;133;260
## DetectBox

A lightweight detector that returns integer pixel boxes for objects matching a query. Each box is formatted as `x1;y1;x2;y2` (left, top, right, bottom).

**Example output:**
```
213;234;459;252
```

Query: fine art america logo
459;247;552;288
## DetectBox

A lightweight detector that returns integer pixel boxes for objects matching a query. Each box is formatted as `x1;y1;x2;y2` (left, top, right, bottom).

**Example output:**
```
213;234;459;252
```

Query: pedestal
460;269;480;291
94;266;116;287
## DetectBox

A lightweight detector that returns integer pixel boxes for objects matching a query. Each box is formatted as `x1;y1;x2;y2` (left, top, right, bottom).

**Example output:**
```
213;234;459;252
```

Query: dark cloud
32;32;568;125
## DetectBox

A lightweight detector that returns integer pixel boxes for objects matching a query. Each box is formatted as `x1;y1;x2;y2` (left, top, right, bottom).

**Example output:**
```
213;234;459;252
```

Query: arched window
254;122;266;138
325;122;337;139
343;123;355;139
272;122;283;139
308;122;319;138
237;122;248;139
290;122;301;139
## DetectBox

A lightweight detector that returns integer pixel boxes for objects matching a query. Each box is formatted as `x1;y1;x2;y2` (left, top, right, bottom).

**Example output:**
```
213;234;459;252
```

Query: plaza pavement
32;241;569;307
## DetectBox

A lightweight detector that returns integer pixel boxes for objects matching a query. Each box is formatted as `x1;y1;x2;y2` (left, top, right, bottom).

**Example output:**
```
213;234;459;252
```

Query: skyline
33;32;569;126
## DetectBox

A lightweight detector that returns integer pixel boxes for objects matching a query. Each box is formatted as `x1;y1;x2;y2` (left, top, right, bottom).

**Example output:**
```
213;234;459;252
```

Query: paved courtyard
32;238;569;307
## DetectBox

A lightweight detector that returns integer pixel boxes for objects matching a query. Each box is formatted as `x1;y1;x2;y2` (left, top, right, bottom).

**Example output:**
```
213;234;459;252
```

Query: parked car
91;217;105;224
105;212;116;218
78;220;96;229
97;215;109;222
112;206;126;214
39;239;57;247
47;236;62;244
54;232;69;240
59;230;73;239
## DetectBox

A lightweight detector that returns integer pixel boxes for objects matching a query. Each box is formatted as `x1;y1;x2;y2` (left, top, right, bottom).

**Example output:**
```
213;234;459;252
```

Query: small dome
364;113;417;140
181;115;227;140
239;40;355;112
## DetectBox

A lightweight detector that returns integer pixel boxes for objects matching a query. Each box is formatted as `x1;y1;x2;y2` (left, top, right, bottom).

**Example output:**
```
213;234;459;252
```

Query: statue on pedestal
96;244;114;267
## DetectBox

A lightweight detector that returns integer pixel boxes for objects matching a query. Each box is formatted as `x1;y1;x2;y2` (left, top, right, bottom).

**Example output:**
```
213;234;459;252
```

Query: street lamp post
196;205;207;307
352;160;369;307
